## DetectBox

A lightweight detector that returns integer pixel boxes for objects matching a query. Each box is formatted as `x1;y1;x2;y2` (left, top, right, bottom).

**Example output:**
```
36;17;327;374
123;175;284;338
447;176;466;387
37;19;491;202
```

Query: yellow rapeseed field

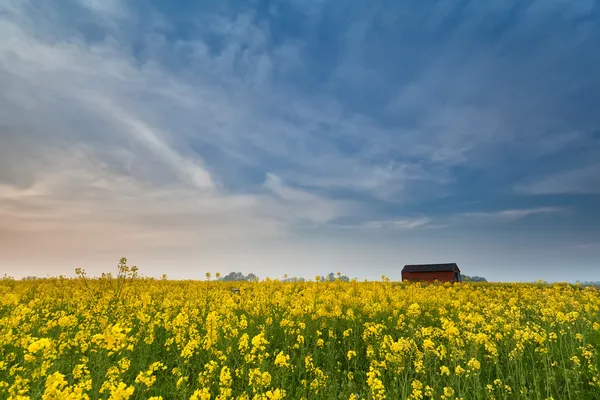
1;259;599;400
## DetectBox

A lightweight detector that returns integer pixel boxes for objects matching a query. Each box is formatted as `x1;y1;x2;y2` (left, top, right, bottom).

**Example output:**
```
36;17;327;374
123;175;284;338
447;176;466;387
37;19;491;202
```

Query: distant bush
218;272;259;282
461;274;488;282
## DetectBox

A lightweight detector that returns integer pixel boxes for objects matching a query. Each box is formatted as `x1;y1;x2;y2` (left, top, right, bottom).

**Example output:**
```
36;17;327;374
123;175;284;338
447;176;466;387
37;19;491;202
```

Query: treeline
576;281;600;287
217;272;259;282
217;272;352;282
283;272;351;283
460;274;488;282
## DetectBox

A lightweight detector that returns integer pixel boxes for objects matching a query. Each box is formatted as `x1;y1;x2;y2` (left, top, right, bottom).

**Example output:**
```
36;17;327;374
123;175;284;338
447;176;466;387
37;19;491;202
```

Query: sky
1;0;599;282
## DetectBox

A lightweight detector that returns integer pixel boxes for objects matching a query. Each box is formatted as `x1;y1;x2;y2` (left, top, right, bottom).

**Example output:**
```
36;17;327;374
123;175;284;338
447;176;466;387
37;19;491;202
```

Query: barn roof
402;263;460;273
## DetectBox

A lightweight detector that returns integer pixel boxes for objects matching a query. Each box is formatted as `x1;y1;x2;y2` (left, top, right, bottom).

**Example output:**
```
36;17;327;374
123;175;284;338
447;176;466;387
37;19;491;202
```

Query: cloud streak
515;165;600;195
94;100;215;190
361;217;433;230
459;207;565;222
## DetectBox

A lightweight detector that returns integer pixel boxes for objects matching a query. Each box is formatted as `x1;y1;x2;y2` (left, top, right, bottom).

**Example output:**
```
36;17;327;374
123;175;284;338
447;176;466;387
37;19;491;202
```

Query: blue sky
1;0;599;281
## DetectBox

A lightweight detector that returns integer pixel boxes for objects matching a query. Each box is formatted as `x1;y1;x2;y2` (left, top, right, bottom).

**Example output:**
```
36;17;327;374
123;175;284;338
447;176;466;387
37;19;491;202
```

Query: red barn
401;263;461;283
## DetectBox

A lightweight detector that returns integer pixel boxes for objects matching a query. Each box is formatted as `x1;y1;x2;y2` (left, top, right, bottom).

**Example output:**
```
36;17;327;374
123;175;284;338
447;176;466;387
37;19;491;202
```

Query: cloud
459;207;565;222
515;165;600;195
1;0;600;280
574;243;600;251
362;217;433;230
0;0;459;219
263;173;360;224
77;0;127;16
0;1;363;269
93;100;215;190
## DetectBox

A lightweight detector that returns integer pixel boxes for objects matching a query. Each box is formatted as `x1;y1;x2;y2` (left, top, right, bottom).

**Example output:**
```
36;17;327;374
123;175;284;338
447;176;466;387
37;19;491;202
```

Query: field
1;263;600;400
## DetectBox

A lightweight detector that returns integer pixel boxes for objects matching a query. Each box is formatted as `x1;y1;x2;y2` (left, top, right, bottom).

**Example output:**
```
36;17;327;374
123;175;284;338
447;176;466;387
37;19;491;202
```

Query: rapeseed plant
0;260;599;399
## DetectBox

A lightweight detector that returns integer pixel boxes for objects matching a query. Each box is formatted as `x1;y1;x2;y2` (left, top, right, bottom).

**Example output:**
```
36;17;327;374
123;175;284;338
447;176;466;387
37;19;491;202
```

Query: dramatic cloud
1;0;599;281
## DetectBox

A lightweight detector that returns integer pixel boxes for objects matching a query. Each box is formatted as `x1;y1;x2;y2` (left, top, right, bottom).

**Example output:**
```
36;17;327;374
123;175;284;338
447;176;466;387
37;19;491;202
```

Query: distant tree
317;272;351;282
220;272;242;281
282;276;306;282
460;274;487;282
219;271;352;283
219;272;259;282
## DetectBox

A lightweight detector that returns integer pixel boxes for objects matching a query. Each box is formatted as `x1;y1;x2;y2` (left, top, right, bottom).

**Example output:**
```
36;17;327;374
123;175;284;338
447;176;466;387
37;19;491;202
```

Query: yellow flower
107;382;135;400
265;388;286;399
443;387;454;398
467;358;481;371
422;339;434;351
274;352;290;368
190;388;211;400
28;338;52;353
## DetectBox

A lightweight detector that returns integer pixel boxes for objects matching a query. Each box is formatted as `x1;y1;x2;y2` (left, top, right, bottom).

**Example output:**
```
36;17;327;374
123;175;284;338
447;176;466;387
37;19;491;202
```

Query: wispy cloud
362;217;433;230
574;243;600;251
262;173;360;224
459;207;565;222
0;1;357;272
93;100;215;190
515;165;600;195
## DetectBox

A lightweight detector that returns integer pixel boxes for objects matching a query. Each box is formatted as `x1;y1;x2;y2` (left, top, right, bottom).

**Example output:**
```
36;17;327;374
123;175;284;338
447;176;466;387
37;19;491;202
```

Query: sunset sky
1;0;599;282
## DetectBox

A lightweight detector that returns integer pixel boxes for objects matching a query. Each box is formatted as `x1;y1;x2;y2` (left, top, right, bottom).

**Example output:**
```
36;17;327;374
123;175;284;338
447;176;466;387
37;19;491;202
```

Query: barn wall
401;271;456;282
